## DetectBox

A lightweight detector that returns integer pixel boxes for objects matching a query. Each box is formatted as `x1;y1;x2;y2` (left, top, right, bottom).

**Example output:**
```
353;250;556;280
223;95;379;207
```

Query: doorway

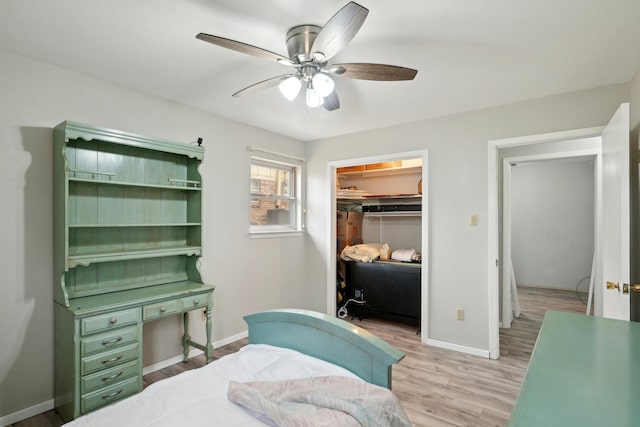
327;150;429;343
487;128;604;359
504;156;597;349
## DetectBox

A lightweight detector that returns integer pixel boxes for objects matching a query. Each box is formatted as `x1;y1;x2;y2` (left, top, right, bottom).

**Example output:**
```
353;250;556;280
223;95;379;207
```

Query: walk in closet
336;159;423;326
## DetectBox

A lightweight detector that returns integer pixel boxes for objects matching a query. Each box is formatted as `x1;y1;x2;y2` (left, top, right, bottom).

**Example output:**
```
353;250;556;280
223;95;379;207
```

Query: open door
602;103;630;320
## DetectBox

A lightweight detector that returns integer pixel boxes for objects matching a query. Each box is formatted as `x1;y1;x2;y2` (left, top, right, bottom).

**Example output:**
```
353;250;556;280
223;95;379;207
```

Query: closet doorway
328;150;428;343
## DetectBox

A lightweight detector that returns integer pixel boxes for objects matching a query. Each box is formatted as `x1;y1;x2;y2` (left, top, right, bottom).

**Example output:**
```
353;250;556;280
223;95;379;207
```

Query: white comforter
66;344;360;427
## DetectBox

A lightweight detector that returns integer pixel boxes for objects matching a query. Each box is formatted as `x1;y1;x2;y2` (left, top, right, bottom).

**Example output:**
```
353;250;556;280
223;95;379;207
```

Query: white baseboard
143;330;248;375
214;330;248;349
0;399;54;427
426;338;491;358
2;331;250;426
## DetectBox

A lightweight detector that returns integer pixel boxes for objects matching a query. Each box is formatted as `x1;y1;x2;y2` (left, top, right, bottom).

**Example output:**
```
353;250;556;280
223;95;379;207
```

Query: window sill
249;229;304;239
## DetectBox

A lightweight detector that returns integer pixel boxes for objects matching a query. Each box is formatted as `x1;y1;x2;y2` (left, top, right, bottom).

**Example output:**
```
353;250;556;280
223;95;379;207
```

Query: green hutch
53;121;214;421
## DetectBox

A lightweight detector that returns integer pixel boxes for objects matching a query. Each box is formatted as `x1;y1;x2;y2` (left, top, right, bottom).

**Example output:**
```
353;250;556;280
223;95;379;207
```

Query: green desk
509;311;640;426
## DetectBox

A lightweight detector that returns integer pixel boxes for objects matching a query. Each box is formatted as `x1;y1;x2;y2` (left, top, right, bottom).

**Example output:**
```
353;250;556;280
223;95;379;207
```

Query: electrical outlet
201;309;207;321
456;308;465;321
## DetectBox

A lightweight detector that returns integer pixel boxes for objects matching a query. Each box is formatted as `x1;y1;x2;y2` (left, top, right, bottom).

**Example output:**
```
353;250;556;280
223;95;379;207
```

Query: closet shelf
338;165;422;178
364;212;422;218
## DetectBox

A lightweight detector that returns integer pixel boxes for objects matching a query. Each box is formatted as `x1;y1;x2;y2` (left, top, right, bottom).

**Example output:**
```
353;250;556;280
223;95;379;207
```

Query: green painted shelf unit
53;121;214;421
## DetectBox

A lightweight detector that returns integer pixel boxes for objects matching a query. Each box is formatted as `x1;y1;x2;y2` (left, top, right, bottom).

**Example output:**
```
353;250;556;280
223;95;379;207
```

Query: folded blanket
228;376;412;427
391;248;419;262
340;243;382;263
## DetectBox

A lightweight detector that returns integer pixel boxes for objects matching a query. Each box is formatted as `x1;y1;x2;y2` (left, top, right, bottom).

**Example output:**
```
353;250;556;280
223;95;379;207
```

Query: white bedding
65;344;359;427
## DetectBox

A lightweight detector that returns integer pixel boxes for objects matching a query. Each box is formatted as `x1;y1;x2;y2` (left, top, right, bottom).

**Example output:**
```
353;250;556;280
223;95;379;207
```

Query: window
250;157;302;234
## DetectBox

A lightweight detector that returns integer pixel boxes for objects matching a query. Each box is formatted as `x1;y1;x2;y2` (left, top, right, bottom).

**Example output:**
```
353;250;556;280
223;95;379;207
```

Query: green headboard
244;309;405;389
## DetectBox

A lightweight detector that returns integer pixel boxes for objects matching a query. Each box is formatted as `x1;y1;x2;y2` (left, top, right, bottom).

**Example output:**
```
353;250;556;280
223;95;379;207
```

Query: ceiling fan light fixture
306;88;324;108
278;76;302;101
311;73;335;97
197;2;418;112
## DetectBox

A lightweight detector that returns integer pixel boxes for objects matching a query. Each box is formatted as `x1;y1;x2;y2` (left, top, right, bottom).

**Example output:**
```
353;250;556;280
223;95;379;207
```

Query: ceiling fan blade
232;74;295;97
328;63;417;81
323;91;340;111
196;33;294;64
311;2;369;62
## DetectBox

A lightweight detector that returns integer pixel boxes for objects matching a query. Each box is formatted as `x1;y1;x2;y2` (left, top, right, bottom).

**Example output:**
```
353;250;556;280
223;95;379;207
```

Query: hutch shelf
53;121;214;421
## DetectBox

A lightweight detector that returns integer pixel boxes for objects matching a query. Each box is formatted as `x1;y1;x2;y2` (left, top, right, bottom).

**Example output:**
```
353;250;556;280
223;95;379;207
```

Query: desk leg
182;312;190;362
205;305;214;363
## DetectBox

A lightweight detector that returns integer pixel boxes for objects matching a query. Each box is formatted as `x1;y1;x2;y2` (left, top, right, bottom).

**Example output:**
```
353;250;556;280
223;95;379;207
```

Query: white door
602;103;630;320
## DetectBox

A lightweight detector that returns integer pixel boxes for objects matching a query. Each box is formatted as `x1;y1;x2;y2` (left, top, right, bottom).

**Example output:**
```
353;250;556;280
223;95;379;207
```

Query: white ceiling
2;0;640;141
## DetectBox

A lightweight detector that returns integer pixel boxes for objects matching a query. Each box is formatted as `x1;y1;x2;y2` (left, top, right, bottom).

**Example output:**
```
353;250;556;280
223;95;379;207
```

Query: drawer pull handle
101;371;124;382
160;306;167;312
109;317;118;324
101;336;123;346
101;388;123;400
101;355;123;364
194;299;199;305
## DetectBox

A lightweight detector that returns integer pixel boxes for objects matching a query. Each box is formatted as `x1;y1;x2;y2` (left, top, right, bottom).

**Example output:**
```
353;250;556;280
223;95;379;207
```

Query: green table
509;310;640;426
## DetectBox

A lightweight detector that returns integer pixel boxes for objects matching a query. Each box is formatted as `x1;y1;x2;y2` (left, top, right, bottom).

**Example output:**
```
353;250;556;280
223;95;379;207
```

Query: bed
63;309;409;426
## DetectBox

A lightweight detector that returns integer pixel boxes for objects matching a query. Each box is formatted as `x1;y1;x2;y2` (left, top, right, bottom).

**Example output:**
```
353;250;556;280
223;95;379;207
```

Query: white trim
425;338;490;358
502;158;513;329
487;138;500;359
489;126;604;148
142;349;204;375
327;150;429;346
0;399;54;427
247;145;305;163
327;162;338;316
214;330;249;349
487;127;604;359
143;330;248;375
249;230;304;238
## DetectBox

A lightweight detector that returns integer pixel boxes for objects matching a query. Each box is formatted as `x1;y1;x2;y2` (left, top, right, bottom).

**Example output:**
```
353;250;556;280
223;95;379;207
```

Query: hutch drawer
81;342;140;375
180;294;209;311
81;325;140;356
81;376;139;413
143;299;180;321
81;308;140;336
81;359;139;394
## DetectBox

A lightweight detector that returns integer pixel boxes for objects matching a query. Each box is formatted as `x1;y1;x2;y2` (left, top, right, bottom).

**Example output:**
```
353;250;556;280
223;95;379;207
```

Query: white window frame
250;156;303;236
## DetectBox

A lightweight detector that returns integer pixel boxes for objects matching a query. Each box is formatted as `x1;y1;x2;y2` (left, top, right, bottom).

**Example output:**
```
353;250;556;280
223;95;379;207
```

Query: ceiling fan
196;1;417;111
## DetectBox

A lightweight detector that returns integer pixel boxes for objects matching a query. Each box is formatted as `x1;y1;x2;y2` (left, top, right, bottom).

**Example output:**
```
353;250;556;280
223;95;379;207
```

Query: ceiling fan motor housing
286;25;322;63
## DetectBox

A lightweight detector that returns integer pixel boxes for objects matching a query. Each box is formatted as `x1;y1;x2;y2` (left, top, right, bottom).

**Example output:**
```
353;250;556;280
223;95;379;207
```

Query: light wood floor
12;286;586;427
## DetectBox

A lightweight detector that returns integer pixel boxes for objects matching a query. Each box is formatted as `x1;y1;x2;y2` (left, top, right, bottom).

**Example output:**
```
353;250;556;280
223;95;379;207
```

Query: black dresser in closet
344;260;421;326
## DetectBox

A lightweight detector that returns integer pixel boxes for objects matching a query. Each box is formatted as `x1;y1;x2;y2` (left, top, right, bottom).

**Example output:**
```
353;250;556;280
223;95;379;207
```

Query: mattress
65;344;358;427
